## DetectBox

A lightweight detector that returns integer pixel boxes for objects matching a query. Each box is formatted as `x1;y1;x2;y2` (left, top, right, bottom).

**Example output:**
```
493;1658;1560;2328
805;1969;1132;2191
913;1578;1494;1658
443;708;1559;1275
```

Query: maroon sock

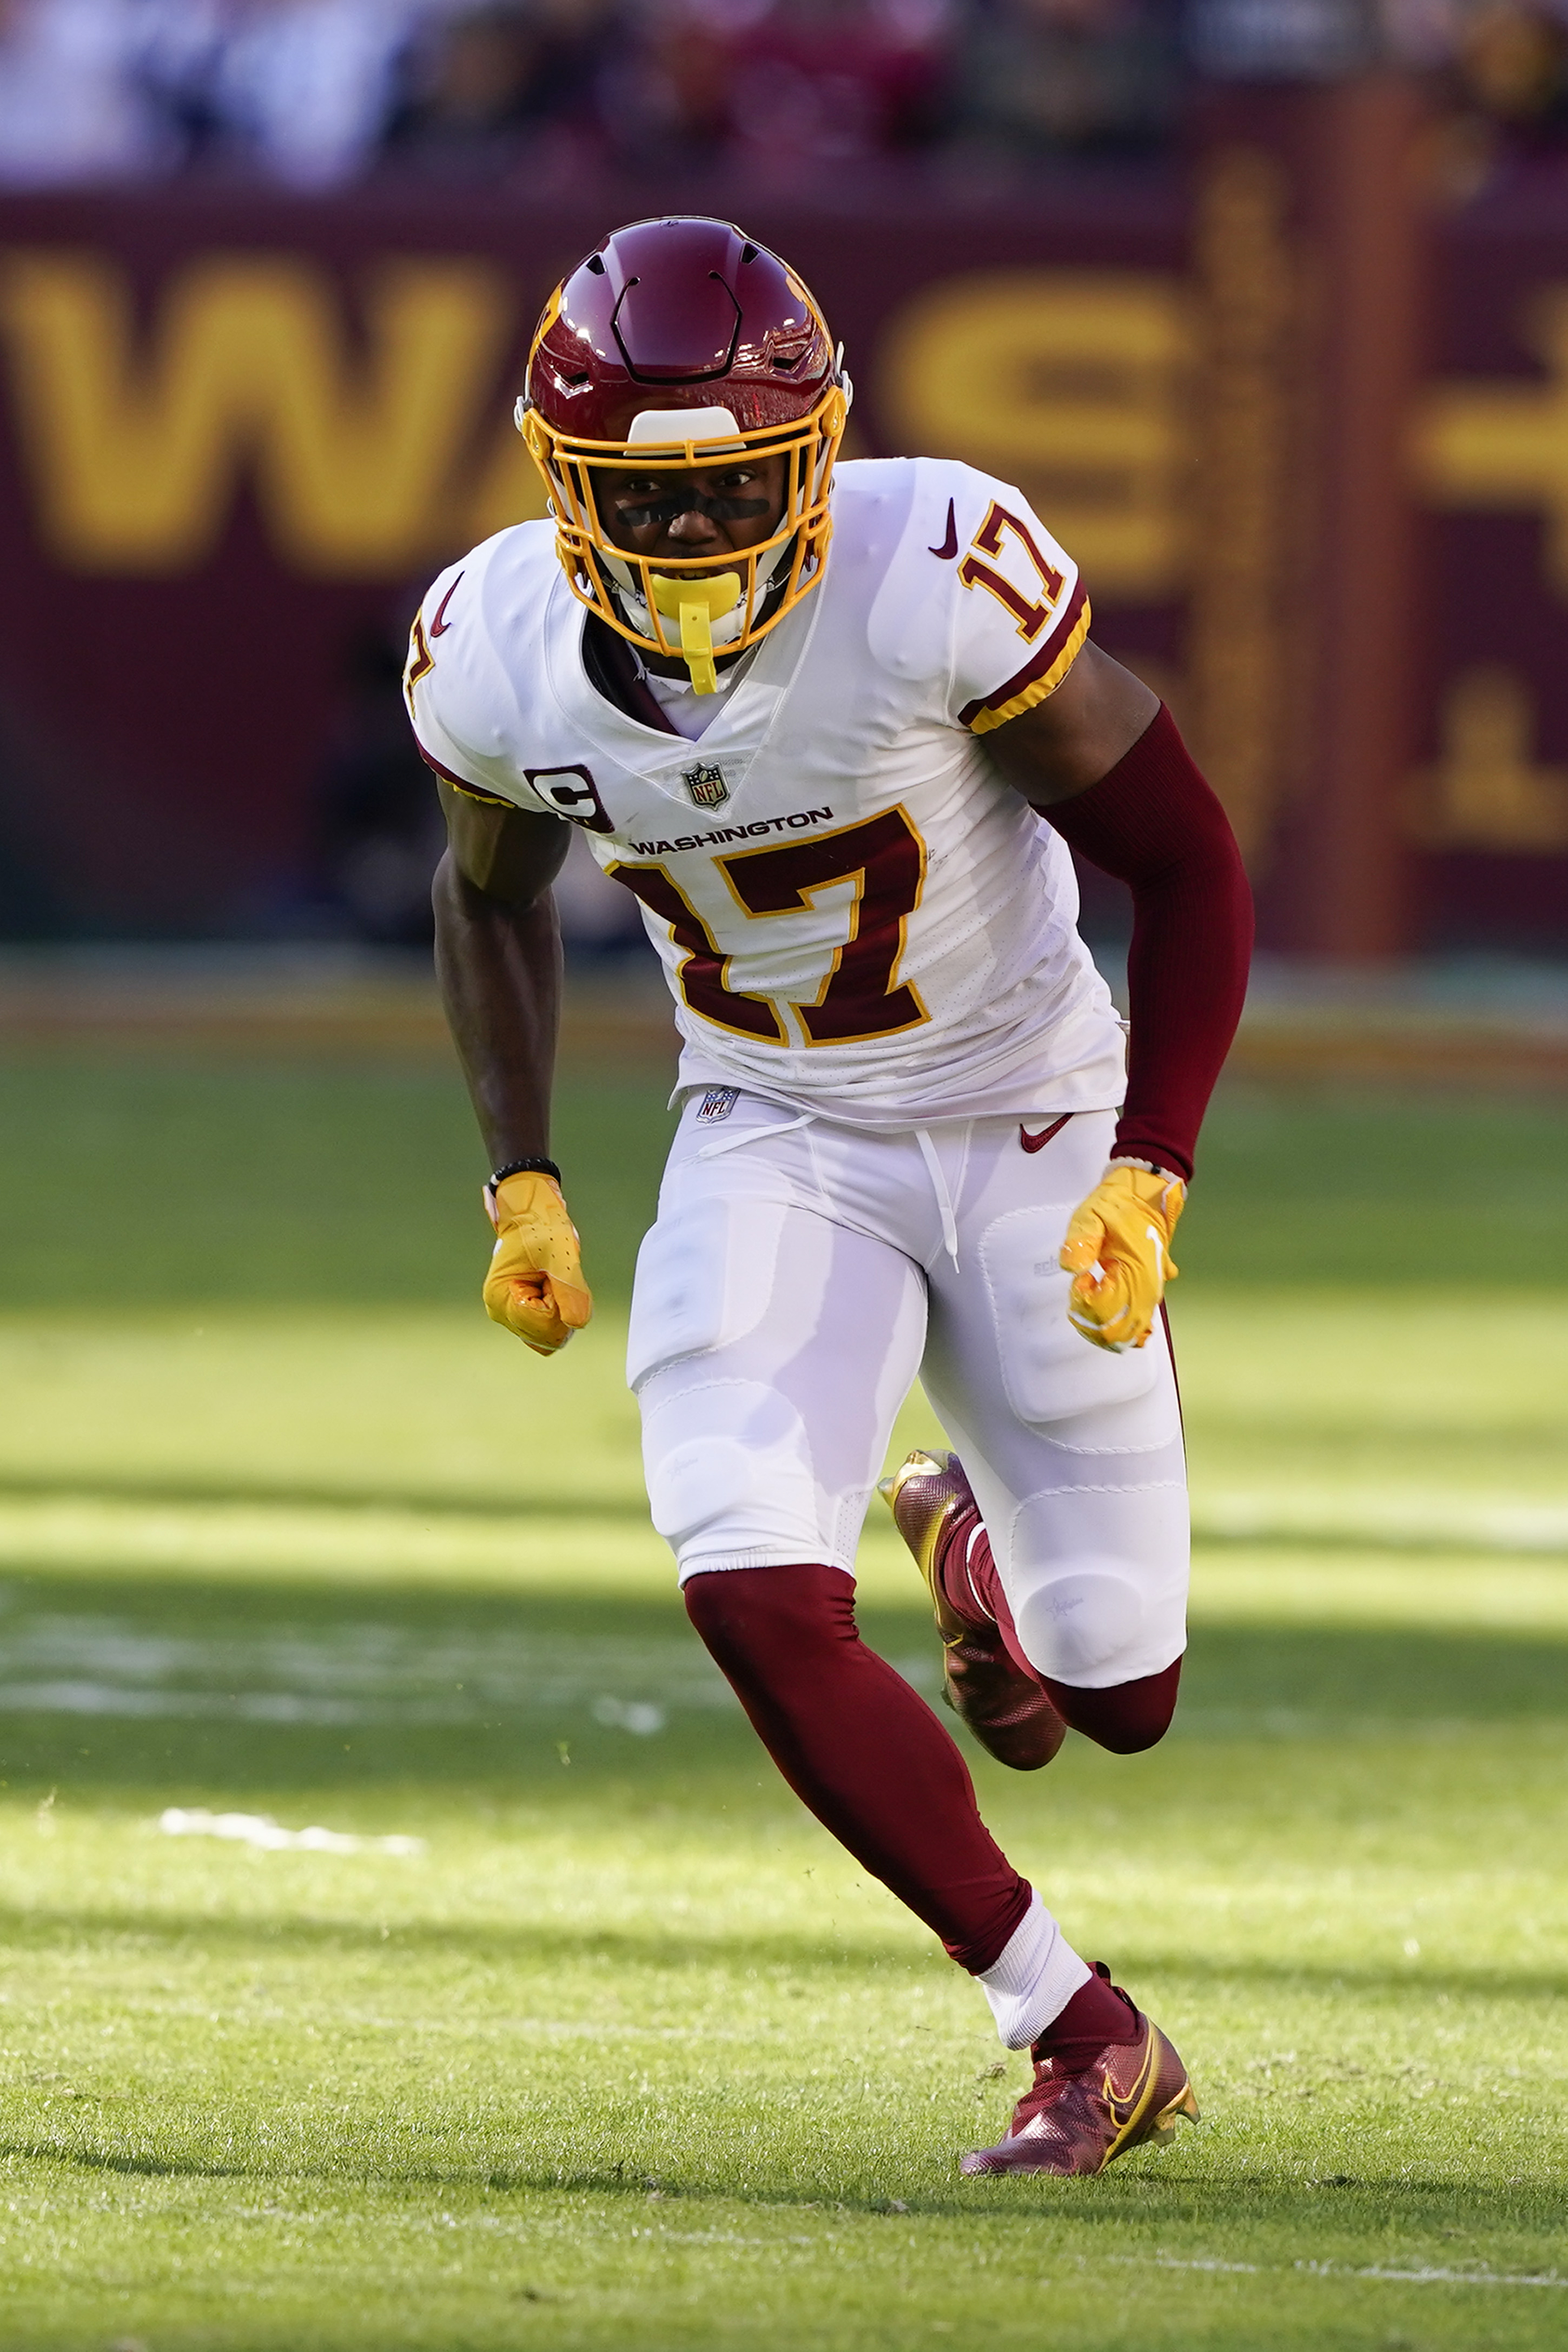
684;1563;1031;1973
941;1519;1183;1755
1036;1962;1139;2070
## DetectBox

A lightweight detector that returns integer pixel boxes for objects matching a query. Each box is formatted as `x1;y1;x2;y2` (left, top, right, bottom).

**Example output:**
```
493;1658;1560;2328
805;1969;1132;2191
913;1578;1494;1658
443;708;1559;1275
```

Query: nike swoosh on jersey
1019;1115;1071;1154
429;572;464;637
929;501;958;560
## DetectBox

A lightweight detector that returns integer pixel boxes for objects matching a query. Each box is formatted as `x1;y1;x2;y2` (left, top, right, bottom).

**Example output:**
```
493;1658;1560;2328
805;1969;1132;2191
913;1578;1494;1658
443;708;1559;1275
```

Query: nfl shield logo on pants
683;762;729;810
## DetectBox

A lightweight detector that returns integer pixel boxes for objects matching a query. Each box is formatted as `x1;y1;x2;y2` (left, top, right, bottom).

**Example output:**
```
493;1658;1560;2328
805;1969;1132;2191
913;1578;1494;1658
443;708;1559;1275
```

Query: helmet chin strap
603;536;797;691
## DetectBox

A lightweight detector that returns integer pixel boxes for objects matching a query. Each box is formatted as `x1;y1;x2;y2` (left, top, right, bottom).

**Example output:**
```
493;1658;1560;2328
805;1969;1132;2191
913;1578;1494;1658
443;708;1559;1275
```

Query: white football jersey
406;456;1125;1127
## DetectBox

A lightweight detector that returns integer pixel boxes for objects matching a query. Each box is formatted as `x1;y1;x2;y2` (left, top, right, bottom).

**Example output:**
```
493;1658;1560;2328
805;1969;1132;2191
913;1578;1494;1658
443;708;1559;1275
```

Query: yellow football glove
482;1172;592;1356
1059;1163;1186;1353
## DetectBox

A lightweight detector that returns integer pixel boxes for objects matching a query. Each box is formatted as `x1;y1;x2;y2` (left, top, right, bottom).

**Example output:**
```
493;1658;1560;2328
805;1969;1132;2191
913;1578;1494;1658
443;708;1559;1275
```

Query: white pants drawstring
915;1128;961;1268
695;1112;816;1162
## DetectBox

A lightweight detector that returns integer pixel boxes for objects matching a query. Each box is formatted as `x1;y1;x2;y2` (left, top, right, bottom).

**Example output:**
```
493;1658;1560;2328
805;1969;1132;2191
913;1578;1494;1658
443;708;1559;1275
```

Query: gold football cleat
878;1450;1066;1772
961;1971;1200;2177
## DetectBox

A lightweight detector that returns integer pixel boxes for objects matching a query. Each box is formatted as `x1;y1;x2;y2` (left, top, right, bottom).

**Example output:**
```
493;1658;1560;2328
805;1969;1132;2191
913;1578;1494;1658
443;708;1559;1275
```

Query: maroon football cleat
961;1972;1199;2177
878;1449;1066;1772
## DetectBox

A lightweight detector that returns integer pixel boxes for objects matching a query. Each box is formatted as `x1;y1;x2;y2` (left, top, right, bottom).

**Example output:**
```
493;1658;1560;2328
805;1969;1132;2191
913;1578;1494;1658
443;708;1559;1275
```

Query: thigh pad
627;1191;790;1393
977;1204;1179;1443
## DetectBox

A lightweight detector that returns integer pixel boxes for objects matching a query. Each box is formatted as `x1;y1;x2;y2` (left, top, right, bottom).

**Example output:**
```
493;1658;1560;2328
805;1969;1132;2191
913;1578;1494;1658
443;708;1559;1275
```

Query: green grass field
0;1048;1563;2350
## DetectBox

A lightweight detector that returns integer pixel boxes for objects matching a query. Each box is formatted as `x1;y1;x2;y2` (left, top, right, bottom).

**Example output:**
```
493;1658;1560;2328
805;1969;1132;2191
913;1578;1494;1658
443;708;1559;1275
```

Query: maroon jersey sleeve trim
958;580;1090;732
413;736;514;807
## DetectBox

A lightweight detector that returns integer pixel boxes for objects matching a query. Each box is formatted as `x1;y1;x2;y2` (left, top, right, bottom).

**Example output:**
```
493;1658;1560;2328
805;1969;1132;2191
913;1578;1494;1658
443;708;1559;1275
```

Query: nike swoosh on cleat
929;500;958;560
429;571;465;637
1019;1115;1070;1154
1102;2038;1167;2163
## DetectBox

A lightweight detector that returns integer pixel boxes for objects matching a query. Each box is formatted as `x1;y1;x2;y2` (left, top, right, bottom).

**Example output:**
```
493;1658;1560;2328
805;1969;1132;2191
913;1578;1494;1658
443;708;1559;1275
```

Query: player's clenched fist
482;1172;593;1355
1059;1164;1186;1353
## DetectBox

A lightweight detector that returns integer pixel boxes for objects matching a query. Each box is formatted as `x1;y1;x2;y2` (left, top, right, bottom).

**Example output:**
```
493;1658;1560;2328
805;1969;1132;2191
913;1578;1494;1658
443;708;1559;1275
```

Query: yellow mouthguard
650;571;743;694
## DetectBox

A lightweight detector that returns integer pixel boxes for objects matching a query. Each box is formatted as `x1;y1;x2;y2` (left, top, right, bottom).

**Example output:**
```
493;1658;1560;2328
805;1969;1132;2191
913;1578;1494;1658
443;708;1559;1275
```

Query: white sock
977;1889;1091;2050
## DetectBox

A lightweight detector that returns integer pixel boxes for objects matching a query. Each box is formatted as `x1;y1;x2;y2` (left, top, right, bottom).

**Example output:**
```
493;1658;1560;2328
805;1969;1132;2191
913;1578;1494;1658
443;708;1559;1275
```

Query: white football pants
627;1092;1188;1689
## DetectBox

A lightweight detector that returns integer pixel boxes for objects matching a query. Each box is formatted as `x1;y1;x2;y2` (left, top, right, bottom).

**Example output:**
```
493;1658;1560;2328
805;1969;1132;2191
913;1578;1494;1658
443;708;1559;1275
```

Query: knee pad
640;1375;825;1573
1012;1558;1149;1684
997;1472;1188;1688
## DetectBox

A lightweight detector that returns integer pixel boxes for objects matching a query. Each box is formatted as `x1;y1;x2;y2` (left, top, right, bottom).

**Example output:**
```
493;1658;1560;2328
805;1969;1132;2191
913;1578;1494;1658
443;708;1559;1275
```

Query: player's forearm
432;848;562;1166
1043;706;1253;1182
1115;854;1252;1181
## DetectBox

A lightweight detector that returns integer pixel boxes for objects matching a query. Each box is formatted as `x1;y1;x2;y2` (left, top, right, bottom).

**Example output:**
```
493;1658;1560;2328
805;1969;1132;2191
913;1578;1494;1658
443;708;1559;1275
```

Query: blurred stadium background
0;0;1565;980
0;7;1565;2345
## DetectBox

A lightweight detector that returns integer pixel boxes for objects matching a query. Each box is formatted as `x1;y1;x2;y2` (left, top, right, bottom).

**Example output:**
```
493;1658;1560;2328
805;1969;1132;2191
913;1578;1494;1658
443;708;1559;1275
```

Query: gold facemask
517;388;848;692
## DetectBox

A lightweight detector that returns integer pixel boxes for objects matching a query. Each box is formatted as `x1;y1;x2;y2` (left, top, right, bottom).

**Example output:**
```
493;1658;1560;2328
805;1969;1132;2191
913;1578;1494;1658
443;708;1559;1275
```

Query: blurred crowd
2;0;1568;192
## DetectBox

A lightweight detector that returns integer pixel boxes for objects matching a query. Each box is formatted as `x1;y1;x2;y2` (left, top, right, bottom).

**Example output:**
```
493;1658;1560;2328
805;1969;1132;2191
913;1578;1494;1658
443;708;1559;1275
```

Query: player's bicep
439;778;571;904
982;641;1160;810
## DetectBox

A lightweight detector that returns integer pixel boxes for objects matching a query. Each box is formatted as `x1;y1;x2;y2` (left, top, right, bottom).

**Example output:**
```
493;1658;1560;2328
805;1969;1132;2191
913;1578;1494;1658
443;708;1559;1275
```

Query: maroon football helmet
517;217;849;689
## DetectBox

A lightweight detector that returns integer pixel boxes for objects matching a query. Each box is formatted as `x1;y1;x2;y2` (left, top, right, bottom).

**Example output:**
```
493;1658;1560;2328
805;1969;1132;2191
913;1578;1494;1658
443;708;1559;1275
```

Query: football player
407;217;1252;2177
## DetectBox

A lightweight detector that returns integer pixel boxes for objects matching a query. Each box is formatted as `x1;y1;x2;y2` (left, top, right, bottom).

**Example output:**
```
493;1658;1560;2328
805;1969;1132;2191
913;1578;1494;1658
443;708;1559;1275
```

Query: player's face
595;455;789;567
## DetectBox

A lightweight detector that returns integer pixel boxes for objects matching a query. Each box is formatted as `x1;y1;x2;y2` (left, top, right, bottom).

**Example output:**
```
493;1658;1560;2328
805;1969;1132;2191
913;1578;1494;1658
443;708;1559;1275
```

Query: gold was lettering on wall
1415;667;1568;851
874;267;1191;600
1416;287;1568;597
0;250;522;575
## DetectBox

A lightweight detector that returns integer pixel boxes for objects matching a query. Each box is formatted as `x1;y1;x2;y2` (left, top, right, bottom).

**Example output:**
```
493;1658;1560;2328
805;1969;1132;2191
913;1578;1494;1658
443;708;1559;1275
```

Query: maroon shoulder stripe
958;579;1088;730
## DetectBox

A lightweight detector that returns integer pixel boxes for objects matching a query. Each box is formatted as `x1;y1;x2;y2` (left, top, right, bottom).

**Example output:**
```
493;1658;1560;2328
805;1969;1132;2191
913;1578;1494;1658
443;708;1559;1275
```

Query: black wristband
489;1155;561;1188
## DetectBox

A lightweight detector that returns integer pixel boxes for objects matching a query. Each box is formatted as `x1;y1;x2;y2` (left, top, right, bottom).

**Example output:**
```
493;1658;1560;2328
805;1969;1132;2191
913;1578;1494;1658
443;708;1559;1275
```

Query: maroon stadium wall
0;136;1564;950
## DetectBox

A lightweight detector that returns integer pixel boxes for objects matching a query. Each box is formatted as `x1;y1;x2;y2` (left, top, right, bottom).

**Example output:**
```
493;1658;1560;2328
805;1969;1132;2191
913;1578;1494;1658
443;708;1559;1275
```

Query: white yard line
1104;2252;1565;2291
1297;2261;1567;2289
159;1807;423;1854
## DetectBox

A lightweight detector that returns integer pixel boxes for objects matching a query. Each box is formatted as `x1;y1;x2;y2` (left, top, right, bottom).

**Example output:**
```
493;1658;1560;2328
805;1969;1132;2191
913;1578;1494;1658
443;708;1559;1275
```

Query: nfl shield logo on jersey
683;762;730;810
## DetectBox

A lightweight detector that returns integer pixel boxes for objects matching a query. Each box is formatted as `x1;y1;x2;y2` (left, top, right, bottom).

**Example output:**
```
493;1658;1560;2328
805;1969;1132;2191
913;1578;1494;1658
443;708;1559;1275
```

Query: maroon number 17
610;807;929;1046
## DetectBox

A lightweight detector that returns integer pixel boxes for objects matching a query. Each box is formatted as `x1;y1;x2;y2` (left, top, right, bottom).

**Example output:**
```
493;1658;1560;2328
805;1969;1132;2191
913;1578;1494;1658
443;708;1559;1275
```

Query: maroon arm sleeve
1039;703;1253;1183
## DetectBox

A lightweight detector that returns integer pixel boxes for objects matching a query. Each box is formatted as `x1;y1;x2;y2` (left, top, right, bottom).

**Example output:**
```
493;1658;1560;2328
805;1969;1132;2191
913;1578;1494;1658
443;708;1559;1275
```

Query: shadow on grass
504;2165;1568;2233
0;2138;254;2181
6;2124;1565;2241
0;1571;1561;1793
